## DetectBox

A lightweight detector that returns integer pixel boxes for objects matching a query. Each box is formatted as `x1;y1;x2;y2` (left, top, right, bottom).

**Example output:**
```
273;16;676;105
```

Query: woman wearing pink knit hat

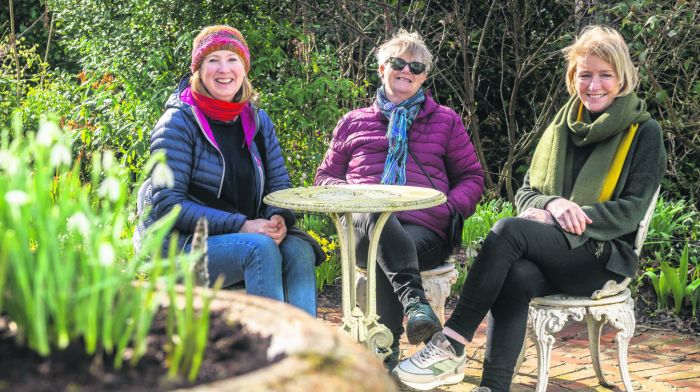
134;25;321;316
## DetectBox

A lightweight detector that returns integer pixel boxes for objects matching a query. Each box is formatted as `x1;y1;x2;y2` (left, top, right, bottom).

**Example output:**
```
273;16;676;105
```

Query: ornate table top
264;184;446;213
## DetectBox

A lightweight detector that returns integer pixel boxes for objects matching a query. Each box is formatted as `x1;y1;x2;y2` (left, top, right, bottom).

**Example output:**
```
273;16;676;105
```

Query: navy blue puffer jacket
135;79;295;250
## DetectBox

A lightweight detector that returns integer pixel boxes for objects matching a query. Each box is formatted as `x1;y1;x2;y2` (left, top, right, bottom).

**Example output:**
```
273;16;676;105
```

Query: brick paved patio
318;306;700;391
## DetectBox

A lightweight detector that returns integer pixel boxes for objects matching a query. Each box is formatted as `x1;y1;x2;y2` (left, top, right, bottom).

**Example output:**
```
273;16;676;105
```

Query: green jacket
515;118;666;277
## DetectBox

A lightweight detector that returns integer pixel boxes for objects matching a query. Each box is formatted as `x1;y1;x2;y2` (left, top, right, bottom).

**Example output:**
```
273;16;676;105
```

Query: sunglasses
386;57;426;75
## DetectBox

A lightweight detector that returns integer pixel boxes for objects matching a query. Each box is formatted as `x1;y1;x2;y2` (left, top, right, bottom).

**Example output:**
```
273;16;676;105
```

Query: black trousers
445;217;623;392
353;213;450;342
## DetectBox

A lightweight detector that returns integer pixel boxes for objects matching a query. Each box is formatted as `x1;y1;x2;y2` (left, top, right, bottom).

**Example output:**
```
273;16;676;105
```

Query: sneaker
471;387;492;392
392;332;466;391
405;297;441;344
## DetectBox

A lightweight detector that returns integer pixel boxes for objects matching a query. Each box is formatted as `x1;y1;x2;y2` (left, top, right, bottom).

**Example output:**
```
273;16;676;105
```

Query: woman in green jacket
393;25;666;392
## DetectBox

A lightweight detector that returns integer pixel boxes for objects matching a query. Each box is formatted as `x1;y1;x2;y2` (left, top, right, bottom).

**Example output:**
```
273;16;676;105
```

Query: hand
518;207;555;225
268;214;288;244
545;198;592;235
240;217;286;245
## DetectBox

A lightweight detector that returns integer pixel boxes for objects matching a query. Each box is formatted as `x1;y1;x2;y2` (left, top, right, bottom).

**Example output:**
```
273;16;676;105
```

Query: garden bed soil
635;284;700;337
0;308;284;391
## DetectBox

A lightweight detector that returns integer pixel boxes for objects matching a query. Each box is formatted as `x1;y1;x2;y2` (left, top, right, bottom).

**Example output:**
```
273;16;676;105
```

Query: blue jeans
191;233;317;316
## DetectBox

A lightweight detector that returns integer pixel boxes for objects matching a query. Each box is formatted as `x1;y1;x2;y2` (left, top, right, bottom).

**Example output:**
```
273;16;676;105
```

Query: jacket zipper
191;107;226;198
253;111;265;214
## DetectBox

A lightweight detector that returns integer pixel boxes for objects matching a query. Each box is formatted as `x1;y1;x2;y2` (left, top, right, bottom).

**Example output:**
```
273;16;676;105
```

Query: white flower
0;151;20;175
99;177;122;202
98;242;115;267
67;212;91;235
36;118;61;146
50;144;72;167
102;150;114;171
151;162;175;188
5;190;29;207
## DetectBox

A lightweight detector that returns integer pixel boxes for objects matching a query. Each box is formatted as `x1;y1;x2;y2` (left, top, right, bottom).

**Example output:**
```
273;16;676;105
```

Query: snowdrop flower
50;144;72;167
102;150;114;171
36;118;61;146
99;177;122;202
98;242;115;267
5;190;29;207
67;212;91;235
151;162;175;188
0;151;20;175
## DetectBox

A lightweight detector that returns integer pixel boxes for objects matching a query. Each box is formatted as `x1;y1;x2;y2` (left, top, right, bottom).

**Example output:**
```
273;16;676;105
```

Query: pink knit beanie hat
190;25;251;73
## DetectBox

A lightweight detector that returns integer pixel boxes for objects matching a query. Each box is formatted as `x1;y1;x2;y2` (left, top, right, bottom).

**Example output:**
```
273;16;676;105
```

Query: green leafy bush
645;196;699;255
461;198;516;253
452;198;516;295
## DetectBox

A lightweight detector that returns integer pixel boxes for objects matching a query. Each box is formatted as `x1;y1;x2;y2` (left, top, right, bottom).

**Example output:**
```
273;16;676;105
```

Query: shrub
452;198;516;295
461;198;516;253
644;196;699;256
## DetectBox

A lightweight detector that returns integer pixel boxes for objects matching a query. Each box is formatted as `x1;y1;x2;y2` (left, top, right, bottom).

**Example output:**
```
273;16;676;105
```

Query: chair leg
589;298;636;391
528;307;555;392
614;300;636;392
585;313;612;387
528;305;586;392
421;267;457;325
532;326;554;392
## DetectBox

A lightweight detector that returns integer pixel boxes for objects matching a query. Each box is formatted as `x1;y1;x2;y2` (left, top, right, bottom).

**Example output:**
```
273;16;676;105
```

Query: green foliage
461;199;516;252
0;0;367;186
645;196;699;255
452;261;469;297
298;214;341;293
256;46;366;186
0;36;46;120
0;115;217;380
642;243;699;317
452;198;516;295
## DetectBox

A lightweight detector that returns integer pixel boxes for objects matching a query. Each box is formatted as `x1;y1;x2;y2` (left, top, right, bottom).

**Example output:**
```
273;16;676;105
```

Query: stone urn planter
178;289;397;392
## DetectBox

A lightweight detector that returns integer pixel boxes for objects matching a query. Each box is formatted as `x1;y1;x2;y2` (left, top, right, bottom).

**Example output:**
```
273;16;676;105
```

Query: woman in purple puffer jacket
315;30;484;369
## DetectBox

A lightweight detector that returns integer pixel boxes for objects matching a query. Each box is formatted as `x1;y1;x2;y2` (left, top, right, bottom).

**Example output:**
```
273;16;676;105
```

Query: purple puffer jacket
315;95;484;239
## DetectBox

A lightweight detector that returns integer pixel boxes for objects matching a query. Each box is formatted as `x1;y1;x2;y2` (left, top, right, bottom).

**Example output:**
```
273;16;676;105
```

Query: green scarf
529;92;650;205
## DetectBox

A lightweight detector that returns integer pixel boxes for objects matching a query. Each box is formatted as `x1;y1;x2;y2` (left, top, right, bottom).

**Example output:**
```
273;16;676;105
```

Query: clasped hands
240;214;287;244
518;198;592;235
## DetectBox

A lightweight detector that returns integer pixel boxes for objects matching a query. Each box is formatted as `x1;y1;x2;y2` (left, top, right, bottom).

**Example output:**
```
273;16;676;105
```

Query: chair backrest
633;186;661;256
590;186;660;300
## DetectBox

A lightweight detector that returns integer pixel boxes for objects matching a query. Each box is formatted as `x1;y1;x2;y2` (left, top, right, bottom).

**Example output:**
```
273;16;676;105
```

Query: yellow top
576;103;639;202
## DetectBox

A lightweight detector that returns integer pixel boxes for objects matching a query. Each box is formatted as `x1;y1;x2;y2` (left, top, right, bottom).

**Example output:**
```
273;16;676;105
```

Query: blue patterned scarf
376;86;425;185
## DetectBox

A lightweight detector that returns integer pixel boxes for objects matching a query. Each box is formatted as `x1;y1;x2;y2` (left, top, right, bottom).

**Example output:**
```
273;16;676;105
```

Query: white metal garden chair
514;187;660;392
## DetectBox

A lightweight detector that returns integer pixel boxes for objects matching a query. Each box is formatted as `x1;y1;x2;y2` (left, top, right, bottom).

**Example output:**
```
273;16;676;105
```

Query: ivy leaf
655;89;668;103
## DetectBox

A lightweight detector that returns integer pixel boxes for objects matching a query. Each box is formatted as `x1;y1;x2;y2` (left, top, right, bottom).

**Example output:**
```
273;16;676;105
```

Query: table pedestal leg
330;212;393;360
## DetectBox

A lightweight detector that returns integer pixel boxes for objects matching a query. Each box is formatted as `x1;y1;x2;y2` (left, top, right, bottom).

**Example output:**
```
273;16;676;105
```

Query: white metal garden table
264;184;445;359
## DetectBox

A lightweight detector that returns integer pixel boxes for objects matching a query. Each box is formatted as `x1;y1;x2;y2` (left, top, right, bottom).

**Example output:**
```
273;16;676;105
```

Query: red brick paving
317;305;700;391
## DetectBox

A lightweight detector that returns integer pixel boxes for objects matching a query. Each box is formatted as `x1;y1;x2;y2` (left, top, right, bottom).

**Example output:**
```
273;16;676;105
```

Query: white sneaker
392;332;466;390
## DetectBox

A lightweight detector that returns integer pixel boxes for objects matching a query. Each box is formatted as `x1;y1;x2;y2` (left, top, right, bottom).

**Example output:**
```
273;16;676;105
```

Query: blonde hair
563;25;638;96
376;29;433;74
189;71;255;103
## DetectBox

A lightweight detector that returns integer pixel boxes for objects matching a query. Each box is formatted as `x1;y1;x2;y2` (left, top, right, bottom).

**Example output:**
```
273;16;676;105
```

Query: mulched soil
318;283;343;308
0;308;285;391
635;284;700;337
